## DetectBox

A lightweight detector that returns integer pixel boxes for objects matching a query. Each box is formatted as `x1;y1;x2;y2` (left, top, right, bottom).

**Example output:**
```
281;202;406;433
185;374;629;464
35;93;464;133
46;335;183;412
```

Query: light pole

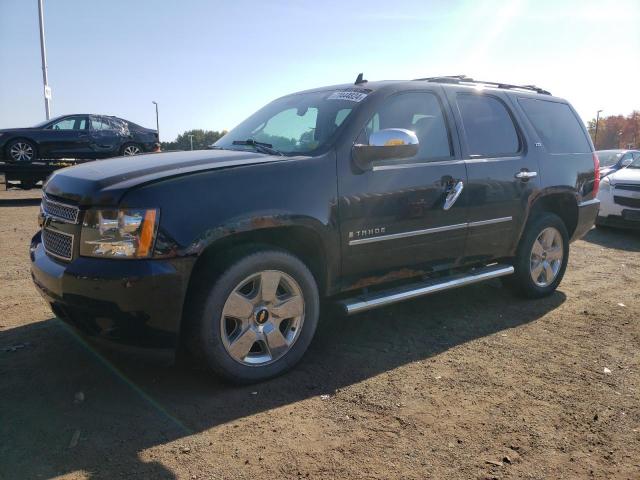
594;109;603;149
38;0;51;120
188;134;194;151
152;101;159;142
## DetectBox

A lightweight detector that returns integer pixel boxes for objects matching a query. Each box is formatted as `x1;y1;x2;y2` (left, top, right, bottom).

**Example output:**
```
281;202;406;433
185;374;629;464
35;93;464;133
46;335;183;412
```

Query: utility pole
594;109;603;149
38;0;51;120
152;101;159;142
189;134;194;151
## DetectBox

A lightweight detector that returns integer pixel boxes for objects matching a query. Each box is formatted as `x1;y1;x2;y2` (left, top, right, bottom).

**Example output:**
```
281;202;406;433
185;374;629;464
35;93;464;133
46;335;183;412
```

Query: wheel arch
524;190;579;240
179;224;333;341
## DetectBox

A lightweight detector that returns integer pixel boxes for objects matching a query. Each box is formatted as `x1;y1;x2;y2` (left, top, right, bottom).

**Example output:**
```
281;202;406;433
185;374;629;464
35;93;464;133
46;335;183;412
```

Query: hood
0;127;36;134
609;167;640;185
44;149;286;206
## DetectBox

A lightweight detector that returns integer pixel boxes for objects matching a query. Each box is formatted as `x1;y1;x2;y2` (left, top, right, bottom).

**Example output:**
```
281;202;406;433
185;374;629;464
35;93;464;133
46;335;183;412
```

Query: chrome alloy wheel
123;145;141;155
220;270;305;366
10;142;34;162
530;227;564;287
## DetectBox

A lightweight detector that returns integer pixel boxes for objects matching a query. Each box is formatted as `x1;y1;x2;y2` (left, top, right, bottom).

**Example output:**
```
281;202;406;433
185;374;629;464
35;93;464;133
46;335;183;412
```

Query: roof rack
413;75;551;95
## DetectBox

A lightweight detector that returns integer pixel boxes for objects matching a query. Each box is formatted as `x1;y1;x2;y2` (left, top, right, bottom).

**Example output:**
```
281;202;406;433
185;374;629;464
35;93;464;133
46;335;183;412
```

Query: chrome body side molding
348;217;513;246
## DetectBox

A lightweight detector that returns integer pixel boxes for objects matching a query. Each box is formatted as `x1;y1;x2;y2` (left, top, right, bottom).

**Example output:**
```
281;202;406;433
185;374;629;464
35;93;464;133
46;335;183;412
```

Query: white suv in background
596;156;640;229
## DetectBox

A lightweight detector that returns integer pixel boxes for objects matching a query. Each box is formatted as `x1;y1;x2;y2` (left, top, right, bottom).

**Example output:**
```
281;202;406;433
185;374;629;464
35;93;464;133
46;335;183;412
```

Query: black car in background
596;149;640;178
0;114;159;163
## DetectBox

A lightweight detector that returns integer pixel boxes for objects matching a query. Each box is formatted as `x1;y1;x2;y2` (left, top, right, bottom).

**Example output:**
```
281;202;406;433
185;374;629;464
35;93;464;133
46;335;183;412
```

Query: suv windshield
214;89;366;155
628;157;640;169
597;150;624;167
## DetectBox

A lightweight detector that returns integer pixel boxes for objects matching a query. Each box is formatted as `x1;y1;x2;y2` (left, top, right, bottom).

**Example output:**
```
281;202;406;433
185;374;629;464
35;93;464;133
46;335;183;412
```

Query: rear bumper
142;141;161;153
30;231;196;348
571;198;600;241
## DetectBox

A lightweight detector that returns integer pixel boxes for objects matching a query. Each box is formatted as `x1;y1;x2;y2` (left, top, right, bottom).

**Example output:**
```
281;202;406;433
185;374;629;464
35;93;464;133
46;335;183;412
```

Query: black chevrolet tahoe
30;75;600;383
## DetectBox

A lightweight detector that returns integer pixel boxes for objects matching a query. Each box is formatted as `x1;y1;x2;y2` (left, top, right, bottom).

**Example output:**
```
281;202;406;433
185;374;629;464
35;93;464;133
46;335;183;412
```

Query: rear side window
518;98;591;154
457;95;520;157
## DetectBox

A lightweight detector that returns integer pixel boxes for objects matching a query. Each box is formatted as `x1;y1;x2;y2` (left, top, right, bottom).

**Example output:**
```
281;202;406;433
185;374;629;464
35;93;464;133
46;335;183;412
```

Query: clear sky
1;0;638;141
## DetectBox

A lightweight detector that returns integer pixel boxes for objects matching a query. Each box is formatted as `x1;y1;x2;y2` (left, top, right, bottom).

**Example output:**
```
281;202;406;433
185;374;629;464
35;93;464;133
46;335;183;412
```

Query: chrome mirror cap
352;128;419;171
368;128;419;147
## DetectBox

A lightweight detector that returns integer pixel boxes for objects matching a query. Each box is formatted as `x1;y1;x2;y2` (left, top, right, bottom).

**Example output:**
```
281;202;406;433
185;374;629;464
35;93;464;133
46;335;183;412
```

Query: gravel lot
1;182;639;480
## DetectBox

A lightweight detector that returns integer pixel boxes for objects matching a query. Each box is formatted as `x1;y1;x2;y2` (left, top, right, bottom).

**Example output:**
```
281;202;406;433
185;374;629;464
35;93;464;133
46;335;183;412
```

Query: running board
339;264;514;315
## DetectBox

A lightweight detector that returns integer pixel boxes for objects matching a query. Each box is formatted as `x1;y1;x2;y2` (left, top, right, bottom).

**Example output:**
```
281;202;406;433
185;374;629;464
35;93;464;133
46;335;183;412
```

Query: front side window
457;94;520;157
215;89;363;155
49;117;87;130
358;92;452;161
518;98;591;154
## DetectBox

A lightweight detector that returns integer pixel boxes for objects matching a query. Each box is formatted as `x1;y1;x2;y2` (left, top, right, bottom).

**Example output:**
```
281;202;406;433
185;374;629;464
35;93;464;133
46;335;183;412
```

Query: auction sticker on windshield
327;88;370;102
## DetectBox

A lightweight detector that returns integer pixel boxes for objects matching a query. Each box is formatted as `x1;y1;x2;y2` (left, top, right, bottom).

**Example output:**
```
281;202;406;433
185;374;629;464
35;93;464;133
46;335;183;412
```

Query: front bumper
30;231;195;348
571;198;600;241
596;212;640;230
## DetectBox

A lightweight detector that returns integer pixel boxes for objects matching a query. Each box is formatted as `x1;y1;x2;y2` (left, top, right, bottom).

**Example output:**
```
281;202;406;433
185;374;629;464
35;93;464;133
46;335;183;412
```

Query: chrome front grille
42;228;74;261
615;183;640;193
41;195;80;224
614;196;640;208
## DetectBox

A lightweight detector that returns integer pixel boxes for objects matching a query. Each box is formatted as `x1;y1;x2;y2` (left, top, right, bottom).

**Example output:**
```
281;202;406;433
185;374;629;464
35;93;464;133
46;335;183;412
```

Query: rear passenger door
443;89;540;263
89;116;124;157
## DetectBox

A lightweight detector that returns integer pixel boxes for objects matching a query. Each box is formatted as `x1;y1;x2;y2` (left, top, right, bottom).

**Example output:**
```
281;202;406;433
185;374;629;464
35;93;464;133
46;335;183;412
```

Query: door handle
515;170;537;180
443;180;464;211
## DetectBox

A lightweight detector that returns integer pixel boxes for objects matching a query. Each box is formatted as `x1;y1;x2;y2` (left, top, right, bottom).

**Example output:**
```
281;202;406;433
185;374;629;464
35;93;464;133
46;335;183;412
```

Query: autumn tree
587;111;640;150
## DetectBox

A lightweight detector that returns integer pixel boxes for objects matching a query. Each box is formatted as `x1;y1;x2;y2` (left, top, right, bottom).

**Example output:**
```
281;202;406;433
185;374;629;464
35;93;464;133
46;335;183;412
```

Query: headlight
599;177;611;192
80;208;159;258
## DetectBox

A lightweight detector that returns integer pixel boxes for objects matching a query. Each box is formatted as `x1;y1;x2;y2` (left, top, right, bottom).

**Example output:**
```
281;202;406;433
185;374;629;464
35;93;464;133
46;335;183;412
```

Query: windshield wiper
231;139;284;156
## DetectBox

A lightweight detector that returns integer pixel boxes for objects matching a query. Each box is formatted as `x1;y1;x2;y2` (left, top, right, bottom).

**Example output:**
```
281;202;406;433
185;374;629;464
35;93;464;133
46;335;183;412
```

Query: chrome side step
339;264;514;315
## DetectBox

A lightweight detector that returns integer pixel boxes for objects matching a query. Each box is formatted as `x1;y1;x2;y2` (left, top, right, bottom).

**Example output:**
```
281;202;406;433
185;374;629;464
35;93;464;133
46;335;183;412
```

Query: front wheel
189;249;320;383
6;139;37;163
505;213;569;298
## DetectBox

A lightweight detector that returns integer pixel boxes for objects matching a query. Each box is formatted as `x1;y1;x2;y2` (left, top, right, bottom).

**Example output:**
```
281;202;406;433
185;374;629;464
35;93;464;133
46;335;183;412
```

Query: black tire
505;212;569;299
120;142;143;156
6;139;37;163
188;248;320;384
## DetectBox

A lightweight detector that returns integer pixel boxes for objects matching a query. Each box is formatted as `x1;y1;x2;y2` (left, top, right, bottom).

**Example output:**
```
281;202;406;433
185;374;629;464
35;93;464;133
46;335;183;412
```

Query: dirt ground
0;182;639;480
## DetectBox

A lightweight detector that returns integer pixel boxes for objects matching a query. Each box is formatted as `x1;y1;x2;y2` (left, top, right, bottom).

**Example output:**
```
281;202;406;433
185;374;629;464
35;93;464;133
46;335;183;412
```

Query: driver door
337;89;469;285
41;116;90;158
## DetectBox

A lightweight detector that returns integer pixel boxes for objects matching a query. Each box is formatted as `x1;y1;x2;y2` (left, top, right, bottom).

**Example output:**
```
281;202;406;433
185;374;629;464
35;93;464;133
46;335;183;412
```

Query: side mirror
352;128;419;170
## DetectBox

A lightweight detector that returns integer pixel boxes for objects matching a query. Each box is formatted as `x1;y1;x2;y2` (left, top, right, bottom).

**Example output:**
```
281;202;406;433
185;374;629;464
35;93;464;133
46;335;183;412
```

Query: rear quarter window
518;98;591;154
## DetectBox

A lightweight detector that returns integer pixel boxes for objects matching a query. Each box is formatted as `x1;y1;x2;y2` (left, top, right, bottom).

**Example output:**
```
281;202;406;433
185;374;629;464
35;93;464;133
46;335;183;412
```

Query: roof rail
413;75;551;95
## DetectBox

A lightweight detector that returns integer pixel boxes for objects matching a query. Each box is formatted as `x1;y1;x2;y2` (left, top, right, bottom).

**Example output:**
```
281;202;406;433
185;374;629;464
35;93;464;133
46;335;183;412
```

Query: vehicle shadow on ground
582;227;640;252
0;198;42;207
0;281;565;479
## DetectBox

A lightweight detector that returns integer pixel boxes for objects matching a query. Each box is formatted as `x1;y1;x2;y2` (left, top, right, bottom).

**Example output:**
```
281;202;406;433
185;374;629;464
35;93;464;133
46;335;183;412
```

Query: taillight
592;152;600;197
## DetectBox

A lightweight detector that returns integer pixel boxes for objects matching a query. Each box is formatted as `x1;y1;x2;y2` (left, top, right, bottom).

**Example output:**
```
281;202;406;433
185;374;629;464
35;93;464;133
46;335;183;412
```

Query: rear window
518;98;591;154
457;94;520;157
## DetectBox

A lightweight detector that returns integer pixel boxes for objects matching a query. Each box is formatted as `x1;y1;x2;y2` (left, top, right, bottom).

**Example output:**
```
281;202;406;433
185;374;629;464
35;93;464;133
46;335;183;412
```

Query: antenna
354;73;367;85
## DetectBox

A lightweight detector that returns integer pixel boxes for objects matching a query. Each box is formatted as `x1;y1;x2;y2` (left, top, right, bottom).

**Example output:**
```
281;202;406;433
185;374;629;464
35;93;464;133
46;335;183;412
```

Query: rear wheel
188;249;319;383
505;213;569;298
121;143;142;156
6;139;37;163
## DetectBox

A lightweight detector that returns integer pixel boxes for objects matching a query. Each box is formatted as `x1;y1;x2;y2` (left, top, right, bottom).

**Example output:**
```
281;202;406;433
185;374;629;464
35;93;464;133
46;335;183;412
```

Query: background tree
161;129;227;151
587;111;640;150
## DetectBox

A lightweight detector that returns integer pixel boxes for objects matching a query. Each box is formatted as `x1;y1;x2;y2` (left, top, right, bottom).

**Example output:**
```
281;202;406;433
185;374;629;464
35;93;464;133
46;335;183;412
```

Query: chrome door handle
515;170;537;180
443;180;464;211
